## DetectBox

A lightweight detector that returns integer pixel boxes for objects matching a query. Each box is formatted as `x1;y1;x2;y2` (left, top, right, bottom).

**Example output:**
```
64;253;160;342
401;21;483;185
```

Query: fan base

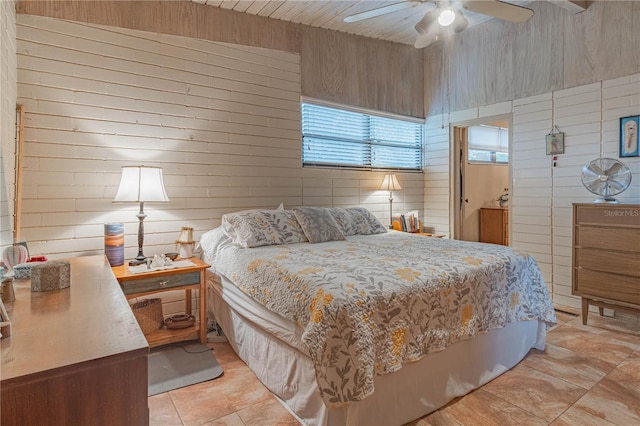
593;197;620;204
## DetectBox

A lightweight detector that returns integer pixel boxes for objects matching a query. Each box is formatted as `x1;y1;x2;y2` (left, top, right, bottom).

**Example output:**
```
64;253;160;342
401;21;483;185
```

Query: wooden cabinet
480;207;509;245
1;255;149;425
572;203;640;325
112;257;210;348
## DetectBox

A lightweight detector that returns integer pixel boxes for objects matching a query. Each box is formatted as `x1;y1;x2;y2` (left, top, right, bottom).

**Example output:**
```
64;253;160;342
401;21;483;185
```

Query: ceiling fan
343;0;534;49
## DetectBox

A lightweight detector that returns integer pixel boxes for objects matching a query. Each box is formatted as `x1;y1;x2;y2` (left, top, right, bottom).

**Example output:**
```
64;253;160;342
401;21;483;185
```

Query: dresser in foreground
572;203;640;325
1;255;149;425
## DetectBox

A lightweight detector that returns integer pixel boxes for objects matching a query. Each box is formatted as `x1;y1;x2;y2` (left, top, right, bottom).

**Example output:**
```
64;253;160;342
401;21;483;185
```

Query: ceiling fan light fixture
437;8;456;27
415;8;439;35
452;8;468;33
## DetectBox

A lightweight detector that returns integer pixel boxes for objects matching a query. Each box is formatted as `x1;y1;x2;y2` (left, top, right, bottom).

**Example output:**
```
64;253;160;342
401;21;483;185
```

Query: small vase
2;244;29;272
104;223;125;266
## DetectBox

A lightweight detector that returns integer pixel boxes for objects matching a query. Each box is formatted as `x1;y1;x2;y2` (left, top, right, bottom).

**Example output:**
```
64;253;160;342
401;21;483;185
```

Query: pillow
293;207;345;243
222;209;308;248
330;207;388;236
199;227;230;264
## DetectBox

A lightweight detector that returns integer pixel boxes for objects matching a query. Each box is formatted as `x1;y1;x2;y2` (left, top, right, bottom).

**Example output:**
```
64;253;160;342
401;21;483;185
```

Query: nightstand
413;232;446;238
112;257;210;348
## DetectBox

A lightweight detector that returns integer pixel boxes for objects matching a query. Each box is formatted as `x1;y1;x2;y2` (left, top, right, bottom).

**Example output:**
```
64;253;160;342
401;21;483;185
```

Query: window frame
467;124;509;165
301;99;424;172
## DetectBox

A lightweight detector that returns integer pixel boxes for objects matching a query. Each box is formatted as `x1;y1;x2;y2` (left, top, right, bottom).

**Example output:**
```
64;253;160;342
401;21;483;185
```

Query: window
468;125;509;164
301;102;423;170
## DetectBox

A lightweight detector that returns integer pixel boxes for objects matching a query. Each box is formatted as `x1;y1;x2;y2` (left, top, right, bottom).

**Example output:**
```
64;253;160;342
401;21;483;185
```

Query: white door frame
449;114;513;241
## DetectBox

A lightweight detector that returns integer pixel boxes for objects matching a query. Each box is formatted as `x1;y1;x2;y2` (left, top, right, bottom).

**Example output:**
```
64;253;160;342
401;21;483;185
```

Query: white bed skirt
207;270;546;426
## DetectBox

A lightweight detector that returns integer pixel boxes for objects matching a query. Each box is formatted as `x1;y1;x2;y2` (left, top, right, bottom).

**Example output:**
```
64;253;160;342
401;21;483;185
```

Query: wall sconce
379;173;402;229
113;166;169;265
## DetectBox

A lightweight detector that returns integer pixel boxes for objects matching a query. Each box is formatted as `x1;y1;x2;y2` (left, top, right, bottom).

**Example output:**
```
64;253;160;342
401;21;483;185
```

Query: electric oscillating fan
581;158;632;203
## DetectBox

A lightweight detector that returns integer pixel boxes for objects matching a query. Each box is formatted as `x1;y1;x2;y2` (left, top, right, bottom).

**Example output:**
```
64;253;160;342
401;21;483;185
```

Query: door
453;119;511;242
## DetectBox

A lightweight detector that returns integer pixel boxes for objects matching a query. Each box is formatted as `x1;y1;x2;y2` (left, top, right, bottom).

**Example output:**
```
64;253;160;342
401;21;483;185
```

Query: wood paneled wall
424;1;640;115
16;0;301;53
300;26;424;118
16;0;425;118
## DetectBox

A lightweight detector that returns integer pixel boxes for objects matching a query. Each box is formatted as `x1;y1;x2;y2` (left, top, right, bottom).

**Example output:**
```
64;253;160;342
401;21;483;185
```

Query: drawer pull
159;281;168;287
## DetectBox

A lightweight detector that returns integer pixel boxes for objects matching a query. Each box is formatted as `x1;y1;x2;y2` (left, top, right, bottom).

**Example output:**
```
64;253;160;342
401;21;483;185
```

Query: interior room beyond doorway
454;119;511;244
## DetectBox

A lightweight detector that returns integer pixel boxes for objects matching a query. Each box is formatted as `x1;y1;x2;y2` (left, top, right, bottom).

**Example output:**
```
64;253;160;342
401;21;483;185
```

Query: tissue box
31;261;71;292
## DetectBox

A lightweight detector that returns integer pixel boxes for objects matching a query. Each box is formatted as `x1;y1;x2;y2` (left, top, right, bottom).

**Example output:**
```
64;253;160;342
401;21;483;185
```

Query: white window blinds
468;125;508;152
302;102;423;170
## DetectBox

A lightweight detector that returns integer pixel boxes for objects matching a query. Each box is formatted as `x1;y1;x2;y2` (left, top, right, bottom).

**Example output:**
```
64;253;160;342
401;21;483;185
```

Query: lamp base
129;254;147;266
129;202;148;266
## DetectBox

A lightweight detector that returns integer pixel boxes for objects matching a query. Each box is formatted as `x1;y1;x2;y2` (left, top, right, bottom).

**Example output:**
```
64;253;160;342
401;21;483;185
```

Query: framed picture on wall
620;115;639;157
546;132;564;155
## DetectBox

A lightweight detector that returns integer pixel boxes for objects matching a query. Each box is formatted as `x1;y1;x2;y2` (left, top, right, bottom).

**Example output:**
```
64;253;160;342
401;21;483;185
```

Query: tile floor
149;310;640;426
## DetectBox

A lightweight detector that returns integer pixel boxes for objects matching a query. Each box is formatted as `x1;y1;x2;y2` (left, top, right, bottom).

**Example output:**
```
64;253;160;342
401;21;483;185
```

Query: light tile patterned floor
149;311;640;426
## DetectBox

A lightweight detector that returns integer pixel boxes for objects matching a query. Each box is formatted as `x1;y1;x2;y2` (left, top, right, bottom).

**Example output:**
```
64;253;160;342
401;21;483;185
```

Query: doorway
452;116;511;243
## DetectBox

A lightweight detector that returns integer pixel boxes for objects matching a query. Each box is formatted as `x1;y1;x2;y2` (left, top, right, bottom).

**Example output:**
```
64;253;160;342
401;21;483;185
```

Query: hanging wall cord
599;82;604;158
441;40;446;129
550;92;556;299
14;104;24;242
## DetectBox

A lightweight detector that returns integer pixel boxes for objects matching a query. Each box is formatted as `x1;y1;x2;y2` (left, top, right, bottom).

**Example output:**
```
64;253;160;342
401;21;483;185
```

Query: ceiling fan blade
344;1;419;23
463;0;534;23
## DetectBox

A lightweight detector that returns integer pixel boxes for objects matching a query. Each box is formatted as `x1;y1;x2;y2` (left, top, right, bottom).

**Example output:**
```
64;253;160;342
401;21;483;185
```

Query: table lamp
379;173;402;229
114;166;169;265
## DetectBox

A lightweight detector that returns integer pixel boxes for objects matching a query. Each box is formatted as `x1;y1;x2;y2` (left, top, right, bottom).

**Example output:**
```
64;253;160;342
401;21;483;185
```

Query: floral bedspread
214;232;556;407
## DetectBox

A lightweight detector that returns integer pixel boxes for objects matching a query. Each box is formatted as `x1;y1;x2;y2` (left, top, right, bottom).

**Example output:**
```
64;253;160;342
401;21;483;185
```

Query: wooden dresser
572;203;640;325
1;255;149;425
480;206;509;245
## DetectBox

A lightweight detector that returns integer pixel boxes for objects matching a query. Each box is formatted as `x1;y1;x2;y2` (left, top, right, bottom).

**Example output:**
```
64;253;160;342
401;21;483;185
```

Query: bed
201;207;556;426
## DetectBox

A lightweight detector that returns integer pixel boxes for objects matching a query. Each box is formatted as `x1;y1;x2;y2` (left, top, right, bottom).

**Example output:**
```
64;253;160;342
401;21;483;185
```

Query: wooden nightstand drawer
121;271;200;295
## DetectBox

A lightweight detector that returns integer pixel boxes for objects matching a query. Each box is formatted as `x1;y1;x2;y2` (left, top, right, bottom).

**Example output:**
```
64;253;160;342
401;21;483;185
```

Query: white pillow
200;227;229;264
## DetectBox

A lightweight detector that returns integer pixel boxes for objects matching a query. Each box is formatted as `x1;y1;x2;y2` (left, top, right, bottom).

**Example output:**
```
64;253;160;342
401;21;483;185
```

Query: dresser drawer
576;226;640;252
121;271;200;295
575;248;640;277
575;269;640;305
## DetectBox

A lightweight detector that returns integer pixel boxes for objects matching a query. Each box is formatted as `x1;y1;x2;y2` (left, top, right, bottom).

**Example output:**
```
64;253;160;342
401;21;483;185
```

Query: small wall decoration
546;126;564;155
620;115;639;157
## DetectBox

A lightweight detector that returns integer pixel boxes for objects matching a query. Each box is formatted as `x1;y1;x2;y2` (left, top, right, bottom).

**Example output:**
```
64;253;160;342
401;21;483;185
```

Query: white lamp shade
114;166;169;203
379;174;402;191
177;226;194;243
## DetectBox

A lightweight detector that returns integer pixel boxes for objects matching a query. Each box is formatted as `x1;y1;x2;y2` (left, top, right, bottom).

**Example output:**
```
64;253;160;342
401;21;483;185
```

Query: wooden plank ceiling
192;0;587;46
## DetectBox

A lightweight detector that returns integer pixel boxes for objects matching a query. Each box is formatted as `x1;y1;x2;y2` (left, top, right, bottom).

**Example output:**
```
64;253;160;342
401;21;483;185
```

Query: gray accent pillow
293;207;346;243
330;207;388;236
222;209;308;248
